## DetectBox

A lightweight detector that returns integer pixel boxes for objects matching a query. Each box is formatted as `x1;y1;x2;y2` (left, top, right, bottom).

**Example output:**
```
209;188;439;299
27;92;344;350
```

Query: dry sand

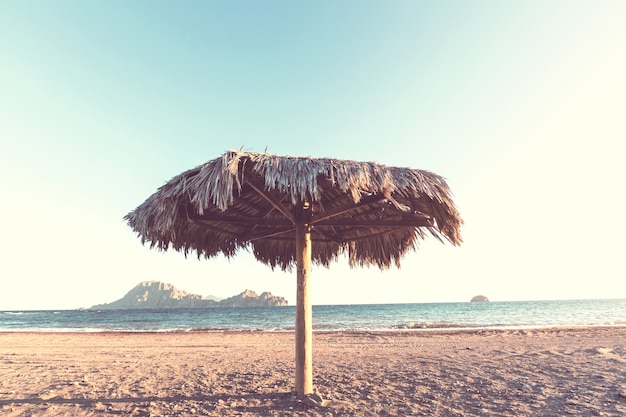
1;327;624;416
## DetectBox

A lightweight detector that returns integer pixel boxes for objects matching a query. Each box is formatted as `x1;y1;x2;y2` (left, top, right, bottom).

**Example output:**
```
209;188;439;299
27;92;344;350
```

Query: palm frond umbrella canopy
125;149;462;396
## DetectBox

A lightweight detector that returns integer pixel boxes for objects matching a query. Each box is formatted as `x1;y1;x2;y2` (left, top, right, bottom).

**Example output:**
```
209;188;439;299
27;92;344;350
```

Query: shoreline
2;327;625;416
1;324;625;334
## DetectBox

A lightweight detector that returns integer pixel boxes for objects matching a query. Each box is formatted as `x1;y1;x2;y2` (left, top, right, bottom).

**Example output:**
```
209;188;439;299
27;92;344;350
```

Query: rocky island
90;281;288;309
470;295;490;302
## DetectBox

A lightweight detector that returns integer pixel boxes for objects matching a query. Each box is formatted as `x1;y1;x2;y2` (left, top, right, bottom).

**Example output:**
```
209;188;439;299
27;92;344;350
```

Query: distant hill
90;281;288;309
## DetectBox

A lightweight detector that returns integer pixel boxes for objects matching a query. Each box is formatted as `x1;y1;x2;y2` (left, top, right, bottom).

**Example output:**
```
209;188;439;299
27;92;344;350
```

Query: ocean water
1;299;624;333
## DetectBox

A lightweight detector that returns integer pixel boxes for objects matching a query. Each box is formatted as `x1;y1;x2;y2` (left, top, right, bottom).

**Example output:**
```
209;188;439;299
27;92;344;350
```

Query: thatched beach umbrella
125;149;462;397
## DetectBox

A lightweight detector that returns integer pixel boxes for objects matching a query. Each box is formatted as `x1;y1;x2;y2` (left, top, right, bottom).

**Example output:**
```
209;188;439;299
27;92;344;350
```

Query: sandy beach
1;327;624;416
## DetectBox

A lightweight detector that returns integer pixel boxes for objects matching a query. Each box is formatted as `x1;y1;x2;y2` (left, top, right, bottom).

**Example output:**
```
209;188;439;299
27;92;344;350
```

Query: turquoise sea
1;299;624;332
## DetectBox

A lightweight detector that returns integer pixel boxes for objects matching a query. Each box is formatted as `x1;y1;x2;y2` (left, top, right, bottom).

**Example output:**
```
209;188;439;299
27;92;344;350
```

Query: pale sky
1;1;625;310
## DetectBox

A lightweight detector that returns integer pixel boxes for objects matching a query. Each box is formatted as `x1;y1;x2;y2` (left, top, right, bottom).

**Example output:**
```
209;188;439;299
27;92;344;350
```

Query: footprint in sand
589;347;626;364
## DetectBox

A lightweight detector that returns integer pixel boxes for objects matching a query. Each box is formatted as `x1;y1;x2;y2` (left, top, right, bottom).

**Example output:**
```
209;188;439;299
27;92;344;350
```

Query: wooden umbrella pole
295;209;313;396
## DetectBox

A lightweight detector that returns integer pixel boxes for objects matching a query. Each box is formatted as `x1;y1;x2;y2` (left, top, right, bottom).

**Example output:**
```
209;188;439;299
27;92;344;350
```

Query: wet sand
1;327;625;416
